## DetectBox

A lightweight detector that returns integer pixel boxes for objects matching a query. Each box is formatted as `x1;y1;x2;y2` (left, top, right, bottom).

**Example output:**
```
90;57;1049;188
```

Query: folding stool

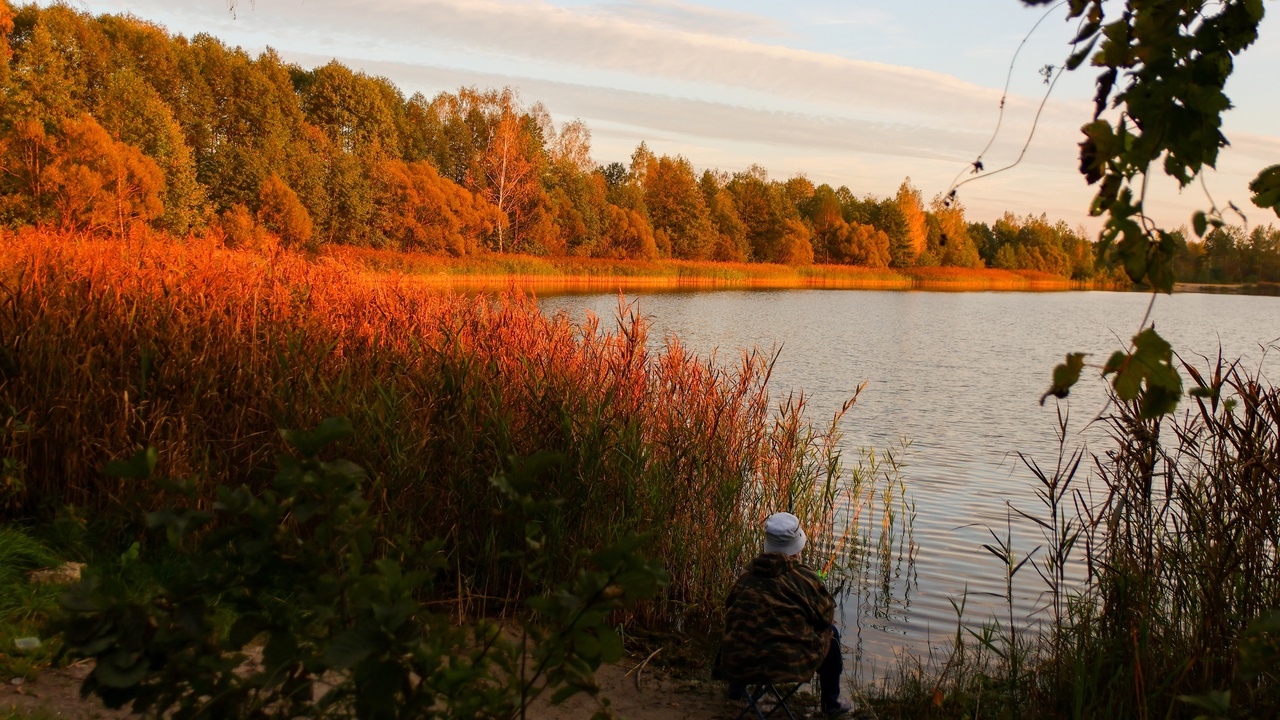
732;680;808;720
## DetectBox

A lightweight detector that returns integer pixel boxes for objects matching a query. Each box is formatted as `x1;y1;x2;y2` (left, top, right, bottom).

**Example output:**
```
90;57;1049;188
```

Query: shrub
57;419;667;719
257;174;313;249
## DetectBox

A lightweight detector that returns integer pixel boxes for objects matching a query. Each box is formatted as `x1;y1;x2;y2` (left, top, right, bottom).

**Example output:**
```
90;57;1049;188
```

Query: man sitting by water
715;511;852;717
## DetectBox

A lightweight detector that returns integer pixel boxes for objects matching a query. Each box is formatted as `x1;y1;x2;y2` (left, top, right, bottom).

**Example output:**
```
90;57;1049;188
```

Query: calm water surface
537;289;1280;680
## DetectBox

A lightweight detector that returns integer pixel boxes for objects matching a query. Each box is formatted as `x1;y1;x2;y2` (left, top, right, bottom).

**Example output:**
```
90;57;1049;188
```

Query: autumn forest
0;1;1277;285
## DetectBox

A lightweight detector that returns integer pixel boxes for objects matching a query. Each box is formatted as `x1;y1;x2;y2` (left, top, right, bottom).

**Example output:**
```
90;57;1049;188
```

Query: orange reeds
329;245;1100;293
0;229;854;627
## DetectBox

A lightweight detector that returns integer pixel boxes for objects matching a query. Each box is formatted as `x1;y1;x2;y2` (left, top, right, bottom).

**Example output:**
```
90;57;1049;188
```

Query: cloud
581;0;786;39
249;0;1051;125
312;52;1068;166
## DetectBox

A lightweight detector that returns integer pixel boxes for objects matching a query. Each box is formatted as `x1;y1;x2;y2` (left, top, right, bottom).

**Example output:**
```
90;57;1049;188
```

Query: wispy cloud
580;0;786;39
271;0;1032;124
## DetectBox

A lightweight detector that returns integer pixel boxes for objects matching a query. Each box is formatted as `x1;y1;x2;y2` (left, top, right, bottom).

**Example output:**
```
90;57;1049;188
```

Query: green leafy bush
56;418;667;719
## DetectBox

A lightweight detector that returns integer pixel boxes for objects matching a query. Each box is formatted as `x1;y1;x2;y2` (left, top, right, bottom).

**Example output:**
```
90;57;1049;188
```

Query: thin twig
625;646;664;690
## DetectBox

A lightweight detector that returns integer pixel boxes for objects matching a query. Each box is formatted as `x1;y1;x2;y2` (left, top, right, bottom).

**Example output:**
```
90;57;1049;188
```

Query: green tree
1244;225;1280;282
3;8;81;127
700;170;748;262
643;154;715;260
726;165;801;263
969;220;998;265
95;67;205;234
874;198;913;268
298;61;402;157
805;184;846;264
257;173;313;248
1201;225;1245;283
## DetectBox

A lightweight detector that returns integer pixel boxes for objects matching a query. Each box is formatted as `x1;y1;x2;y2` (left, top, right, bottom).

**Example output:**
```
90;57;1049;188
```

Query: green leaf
1249;164;1280;217
1103;328;1183;417
551;683;586;705
103;447;158;479
227;615;264;651
1040;353;1087;404
262;630;299;671
575;632;601;660
597;627;624;664
325;625;384;670
1066;35;1099;71
1177;689;1231;718
1192;210;1209;238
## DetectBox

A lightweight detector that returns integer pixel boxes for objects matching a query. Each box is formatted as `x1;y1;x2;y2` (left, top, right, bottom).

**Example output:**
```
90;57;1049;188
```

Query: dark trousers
818;624;843;705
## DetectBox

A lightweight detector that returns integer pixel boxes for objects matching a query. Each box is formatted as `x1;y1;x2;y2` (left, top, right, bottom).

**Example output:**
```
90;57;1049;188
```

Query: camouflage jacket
713;552;835;683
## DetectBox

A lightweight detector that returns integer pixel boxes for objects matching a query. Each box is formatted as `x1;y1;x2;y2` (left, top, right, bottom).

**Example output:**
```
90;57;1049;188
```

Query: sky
44;0;1280;231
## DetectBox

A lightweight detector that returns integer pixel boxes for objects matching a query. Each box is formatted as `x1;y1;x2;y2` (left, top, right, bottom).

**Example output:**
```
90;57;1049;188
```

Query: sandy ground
1;656;825;719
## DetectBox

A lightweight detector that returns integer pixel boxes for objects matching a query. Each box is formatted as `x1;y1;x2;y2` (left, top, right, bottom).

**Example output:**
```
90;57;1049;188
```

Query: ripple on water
538;289;1280;677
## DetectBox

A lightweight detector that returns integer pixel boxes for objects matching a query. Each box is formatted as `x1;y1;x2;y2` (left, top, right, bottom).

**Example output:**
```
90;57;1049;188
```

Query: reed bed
903;266;1078;291
1056;358;1280;717
864;358;1280;719
0;230;854;627
332;246;1103;293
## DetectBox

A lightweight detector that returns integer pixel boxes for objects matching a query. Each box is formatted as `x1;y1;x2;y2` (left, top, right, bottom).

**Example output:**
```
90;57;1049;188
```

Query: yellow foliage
894;179;928;262
258;174;313;248
602;205;658;260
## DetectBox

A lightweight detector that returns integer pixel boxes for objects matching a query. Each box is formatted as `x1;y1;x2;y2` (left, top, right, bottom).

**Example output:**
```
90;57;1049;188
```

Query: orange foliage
775;217;815;266
49;115;164;235
601;205;658;260
841;222;892;268
258;173;313;248
0;114;163;234
373;159;504;256
894;179;929;262
0;2;12;81
219;203;275;252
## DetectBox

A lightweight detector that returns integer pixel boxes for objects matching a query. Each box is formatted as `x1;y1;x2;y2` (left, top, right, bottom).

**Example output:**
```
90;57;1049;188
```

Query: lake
537;289;1280;683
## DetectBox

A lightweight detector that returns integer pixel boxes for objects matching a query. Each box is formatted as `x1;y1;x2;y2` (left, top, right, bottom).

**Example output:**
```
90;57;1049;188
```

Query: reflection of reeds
0;230;856;627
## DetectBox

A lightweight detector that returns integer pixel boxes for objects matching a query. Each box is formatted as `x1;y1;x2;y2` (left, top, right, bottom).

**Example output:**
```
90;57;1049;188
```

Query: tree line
1;1;1275;282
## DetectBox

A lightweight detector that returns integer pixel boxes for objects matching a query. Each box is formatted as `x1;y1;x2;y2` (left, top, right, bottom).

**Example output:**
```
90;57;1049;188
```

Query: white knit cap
764;512;807;555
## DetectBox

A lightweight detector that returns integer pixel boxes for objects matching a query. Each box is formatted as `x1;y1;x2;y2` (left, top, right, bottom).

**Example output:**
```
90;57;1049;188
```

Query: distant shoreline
1174;281;1280;297
335;247;1102;293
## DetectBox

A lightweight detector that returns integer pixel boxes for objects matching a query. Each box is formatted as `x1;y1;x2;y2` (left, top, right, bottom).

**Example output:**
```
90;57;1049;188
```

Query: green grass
0;527;61;681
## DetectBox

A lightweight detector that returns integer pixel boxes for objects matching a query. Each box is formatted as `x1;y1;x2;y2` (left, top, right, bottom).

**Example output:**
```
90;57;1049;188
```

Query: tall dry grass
866;357;1280;719
0;229;852;626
